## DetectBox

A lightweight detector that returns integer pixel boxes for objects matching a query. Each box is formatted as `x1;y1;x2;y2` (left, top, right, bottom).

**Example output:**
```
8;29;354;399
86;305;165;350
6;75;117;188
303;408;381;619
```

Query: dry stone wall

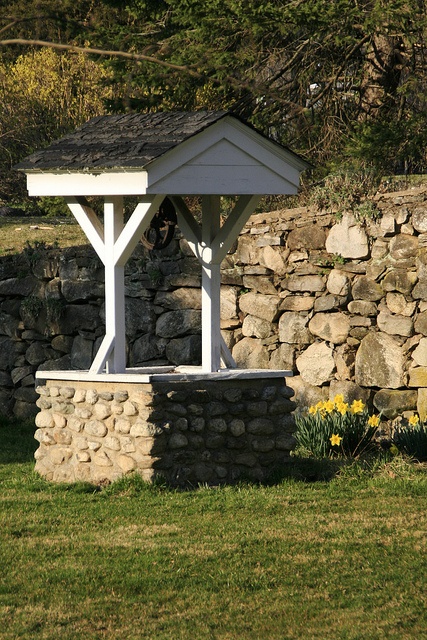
2;185;427;421
228;185;427;419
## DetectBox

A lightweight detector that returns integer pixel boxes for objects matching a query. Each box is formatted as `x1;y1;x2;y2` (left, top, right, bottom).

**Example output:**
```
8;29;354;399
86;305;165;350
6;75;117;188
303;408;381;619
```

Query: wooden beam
169;196;202;259
201;195;222;372
65;196;105;262
27;170;149;196
113;195;165;265
103;196;126;373
89;333;114;374
212;195;261;263
220;335;237;369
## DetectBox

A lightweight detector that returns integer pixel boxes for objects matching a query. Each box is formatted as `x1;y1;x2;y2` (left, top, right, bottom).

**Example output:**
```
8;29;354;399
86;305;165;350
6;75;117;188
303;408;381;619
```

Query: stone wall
34;376;296;486
2;184;427;421
229;184;427;419
0;237;203;418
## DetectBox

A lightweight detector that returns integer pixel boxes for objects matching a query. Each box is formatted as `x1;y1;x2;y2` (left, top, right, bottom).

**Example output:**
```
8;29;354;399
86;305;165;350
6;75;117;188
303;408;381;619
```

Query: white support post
201;195;222;373
103;196;126;373
99;195;166;373
171;195;261;372
66;194;165;374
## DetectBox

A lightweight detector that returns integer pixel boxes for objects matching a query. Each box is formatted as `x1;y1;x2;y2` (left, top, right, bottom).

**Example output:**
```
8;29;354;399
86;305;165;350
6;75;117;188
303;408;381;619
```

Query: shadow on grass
102;458;348;496
0;417;37;464
267;456;346;484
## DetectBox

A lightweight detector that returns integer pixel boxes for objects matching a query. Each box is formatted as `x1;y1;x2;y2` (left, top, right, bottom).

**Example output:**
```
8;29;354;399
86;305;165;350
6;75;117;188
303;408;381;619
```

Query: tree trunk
359;33;405;119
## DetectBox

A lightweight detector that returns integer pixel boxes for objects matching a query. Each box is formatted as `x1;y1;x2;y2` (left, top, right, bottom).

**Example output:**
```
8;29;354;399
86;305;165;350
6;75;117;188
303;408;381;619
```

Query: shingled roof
14;111;244;172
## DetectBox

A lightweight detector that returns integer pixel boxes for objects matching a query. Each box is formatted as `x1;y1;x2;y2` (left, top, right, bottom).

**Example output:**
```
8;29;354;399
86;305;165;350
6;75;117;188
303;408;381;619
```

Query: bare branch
265;39;311;87
306;35;371;109
0;38;207;79
0;37;305;114
0;15;59;37
0;20;22;37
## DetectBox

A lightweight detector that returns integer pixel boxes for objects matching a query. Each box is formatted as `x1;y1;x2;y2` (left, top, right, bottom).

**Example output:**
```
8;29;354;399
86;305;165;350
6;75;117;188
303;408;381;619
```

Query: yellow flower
308;405;317;414
368;414;380;427
351;399;365;414
314;401;326;418
409;414;420;426
333;394;344;405
336;401;349;415
330;434;343;447
323;400;335;413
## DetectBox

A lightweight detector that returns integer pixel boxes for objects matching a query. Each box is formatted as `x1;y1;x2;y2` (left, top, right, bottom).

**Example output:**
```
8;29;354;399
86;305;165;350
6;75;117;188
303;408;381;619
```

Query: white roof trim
26;170;149;196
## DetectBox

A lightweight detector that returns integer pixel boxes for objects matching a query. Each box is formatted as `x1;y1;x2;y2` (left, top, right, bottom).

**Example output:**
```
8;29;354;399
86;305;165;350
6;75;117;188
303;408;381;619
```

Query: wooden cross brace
170;195;261;372
66;194;165;374
65;193;261;374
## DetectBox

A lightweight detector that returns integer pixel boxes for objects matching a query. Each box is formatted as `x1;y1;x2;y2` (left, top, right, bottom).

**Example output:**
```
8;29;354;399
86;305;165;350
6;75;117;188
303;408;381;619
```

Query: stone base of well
34;369;296;486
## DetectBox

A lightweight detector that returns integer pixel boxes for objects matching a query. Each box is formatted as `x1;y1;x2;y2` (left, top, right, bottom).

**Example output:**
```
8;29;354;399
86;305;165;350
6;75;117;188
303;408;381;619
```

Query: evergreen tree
1;0;427;178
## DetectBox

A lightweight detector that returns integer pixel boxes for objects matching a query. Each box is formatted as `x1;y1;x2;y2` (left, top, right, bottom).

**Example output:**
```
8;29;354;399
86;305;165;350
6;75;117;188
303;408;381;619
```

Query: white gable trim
224;117;308;171
146;116;305;195
149;165;298;195
187;138;263;167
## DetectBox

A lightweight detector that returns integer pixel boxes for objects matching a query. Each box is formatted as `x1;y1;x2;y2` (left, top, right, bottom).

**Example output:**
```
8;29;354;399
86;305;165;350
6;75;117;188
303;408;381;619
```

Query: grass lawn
0;420;426;639
0;216;86;256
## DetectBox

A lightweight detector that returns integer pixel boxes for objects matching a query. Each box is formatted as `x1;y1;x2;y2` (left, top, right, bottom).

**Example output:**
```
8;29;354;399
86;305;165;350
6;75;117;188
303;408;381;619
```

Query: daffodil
351;399;365;414
336;401;348;415
409;414;420;426
333;394;344;405
330;434;343;446
323;400;335;413
314;401;326;418
308;405;317;414
368;414;380;427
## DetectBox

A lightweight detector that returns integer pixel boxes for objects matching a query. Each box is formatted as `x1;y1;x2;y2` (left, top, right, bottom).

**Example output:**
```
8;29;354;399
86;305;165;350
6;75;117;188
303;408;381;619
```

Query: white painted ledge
35;366;293;384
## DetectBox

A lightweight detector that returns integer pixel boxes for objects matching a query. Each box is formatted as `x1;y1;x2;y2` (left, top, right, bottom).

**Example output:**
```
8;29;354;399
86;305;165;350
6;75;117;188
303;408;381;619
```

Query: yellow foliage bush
0;47;113;130
0;47;114;200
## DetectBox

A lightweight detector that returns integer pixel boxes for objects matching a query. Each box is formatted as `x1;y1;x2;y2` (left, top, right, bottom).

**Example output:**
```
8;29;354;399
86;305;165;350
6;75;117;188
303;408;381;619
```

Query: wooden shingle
15;111;232;171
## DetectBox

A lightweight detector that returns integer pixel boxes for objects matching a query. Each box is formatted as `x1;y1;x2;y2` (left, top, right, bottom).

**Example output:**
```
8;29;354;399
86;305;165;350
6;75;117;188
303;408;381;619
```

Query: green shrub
37;196;71;217
295;395;379;459
392;415;427;462
308;170;380;223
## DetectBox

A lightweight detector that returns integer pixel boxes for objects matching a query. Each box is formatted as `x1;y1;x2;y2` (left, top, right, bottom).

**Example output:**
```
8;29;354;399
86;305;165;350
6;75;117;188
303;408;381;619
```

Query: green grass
0;217;86;256
0;420;426;639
